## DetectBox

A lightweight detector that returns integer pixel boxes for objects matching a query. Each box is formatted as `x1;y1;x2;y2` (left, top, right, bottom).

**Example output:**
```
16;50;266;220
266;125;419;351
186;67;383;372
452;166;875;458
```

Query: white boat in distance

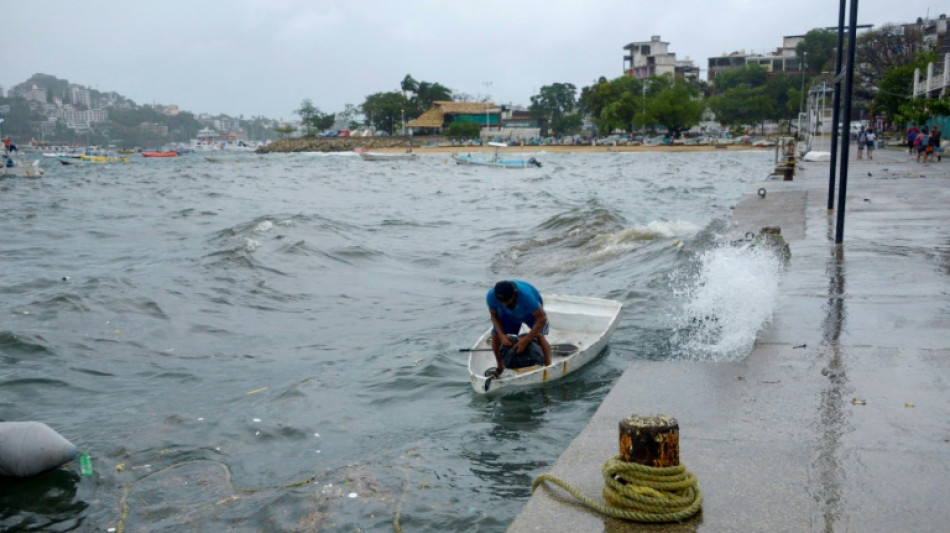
452;153;542;168
466;294;623;394
358;151;418;161
1;155;44;178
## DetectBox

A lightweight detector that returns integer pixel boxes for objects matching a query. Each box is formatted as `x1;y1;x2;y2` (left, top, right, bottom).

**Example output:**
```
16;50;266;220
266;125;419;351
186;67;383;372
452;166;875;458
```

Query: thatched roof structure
407;101;500;129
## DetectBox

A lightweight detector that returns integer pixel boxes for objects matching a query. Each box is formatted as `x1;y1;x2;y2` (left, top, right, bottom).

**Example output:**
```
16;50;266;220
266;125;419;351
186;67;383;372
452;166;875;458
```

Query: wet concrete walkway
509;146;950;532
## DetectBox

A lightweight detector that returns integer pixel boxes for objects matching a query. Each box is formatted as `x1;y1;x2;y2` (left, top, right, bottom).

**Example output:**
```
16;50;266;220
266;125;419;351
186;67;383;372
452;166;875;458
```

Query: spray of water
670;243;784;361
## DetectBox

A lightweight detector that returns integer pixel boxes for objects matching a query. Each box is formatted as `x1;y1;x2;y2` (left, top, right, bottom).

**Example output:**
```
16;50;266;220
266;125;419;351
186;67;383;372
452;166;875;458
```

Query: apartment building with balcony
623;35;699;80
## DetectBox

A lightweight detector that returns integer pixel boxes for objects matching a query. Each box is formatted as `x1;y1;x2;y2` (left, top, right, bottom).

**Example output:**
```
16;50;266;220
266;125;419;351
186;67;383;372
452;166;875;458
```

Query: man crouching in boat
487;280;552;372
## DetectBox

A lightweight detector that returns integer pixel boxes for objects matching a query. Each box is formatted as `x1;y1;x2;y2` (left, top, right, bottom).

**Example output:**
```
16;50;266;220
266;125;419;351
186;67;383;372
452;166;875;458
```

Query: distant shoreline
258;136;768;154
369;144;759;154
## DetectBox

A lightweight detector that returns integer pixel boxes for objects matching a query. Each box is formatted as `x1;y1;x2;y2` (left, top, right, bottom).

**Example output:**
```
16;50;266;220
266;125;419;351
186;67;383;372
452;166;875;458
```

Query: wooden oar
459;344;578;354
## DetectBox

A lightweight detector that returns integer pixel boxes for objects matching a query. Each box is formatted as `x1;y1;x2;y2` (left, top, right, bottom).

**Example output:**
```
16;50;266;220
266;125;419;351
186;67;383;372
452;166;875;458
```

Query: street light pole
483;81;492;134
798;52;807;139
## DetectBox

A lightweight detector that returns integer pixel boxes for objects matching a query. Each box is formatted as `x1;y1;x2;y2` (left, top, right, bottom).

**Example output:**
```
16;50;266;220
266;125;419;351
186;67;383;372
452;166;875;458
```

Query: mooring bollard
532;413;702;522
619;414;680;467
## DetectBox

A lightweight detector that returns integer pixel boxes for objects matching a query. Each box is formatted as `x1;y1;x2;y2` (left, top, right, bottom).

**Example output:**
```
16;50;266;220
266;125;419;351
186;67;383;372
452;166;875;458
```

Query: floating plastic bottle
79;453;93;476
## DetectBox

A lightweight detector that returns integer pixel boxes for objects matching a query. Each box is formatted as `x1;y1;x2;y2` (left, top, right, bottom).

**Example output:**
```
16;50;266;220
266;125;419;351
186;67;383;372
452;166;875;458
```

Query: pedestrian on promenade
857;128;867;159
865;129;876;160
916;127;930;163
907;125;919;154
929;126;941;163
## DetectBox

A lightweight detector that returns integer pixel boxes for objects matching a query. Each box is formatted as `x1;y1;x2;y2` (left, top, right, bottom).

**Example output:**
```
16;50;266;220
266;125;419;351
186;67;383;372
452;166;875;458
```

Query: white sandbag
0;421;79;477
802;151;831;162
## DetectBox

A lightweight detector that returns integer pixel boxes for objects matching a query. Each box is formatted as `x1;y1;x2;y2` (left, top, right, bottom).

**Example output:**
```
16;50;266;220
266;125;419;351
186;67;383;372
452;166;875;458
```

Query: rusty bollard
619;414;680;467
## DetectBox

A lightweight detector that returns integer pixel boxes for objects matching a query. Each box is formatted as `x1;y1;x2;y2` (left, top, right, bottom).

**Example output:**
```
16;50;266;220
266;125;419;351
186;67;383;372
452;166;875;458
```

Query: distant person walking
857;128;867;159
907;125;919;154
865;129;876;160
916;128;930;163
929;126;941;163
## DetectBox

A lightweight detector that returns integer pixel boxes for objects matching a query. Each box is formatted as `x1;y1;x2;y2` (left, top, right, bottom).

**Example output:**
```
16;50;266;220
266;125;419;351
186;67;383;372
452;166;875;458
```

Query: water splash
670;243;784;361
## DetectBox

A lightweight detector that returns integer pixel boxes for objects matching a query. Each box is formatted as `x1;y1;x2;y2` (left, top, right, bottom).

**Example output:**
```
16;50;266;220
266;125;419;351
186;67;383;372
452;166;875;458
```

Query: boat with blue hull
452;153;542;168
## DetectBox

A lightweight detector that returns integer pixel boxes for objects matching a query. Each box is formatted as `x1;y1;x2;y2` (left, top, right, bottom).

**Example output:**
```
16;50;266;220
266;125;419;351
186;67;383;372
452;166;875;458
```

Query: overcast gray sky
3;0;944;120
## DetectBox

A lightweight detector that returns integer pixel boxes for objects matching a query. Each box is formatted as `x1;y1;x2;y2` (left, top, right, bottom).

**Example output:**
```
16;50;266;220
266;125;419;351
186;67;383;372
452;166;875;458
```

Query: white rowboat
467;294;623;394
358;152;417;162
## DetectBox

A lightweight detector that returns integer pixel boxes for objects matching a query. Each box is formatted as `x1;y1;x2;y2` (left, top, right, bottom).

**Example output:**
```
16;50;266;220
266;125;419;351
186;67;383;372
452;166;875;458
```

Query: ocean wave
493;201;700;275
0;331;54;363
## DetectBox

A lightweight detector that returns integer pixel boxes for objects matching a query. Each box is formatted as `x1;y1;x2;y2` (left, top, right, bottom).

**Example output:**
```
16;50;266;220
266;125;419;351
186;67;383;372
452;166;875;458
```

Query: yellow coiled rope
531;455;702;523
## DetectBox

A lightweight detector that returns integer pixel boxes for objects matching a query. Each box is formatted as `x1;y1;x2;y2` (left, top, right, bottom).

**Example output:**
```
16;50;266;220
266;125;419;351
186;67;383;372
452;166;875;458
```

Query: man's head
494;280;518;309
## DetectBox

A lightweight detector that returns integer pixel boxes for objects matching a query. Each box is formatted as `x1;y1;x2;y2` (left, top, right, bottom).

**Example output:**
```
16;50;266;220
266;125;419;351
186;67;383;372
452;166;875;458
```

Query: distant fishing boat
1;155;44;177
452;153;542;168
452;142;541;168
358;151;417;162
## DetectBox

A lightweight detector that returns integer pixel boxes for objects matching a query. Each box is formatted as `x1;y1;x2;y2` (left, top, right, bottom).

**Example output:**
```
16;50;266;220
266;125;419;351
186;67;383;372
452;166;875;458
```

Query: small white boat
358;151;418;162
1;156;45;178
466;294;623;394
452;153;542;168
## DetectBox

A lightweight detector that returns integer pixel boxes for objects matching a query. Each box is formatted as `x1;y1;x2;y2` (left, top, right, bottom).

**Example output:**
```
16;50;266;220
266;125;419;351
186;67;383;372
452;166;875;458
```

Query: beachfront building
623;36;699;80
707;35;804;81
407;101;501;132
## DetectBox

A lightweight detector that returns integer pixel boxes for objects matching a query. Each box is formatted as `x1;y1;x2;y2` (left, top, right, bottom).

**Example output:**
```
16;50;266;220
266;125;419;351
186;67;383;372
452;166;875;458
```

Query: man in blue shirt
486;280;552;371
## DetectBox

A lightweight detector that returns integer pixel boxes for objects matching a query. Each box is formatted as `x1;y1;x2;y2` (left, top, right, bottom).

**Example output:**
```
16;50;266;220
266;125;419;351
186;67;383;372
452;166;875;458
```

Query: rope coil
532;455;702;523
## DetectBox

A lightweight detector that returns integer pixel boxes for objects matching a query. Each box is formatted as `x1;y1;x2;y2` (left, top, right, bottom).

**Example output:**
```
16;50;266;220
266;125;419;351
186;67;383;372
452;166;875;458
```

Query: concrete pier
509;146;950;532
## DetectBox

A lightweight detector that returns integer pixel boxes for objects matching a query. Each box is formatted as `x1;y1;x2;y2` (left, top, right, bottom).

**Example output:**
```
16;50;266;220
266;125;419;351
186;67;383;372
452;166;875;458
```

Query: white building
69;85;91;108
623;35;699;80
24;85;47;104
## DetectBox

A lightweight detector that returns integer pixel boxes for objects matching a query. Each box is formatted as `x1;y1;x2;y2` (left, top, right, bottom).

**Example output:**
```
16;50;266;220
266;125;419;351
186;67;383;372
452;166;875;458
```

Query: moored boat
141;151;178;158
466;294;622;394
452;153;542;168
1;155;44;177
358;151;417;161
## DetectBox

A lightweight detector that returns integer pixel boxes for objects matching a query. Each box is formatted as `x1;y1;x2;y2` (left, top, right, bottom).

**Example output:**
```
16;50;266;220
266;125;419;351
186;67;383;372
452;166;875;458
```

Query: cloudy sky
3;0;944;120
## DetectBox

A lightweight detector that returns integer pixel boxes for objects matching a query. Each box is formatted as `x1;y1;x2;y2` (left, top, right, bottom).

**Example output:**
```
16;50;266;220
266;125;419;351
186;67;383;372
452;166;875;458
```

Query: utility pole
798;52;807;139
483;81;492;134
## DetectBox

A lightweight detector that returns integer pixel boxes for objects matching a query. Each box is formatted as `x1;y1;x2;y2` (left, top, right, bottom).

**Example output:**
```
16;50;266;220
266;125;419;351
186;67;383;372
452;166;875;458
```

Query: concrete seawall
509;148;950;532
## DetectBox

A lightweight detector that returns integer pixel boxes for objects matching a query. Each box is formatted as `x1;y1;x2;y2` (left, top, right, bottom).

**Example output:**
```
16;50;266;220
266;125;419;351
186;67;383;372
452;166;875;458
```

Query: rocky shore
255;136;426;153
257;136;761;154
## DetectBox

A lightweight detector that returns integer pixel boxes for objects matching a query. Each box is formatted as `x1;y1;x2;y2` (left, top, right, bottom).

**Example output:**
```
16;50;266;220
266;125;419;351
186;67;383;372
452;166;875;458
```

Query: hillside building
708;35;804;81
623;36;699;80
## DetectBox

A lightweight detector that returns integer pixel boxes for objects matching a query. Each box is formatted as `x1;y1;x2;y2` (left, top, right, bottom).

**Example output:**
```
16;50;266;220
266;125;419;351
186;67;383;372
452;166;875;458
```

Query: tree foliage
855;24;929;96
641;76;705;135
361;91;408;134
712;64;769;92
530;82;581;135
579;76;645;134
796;29;838;74
445;122;480;140
295;99;334;137
873;52;937;121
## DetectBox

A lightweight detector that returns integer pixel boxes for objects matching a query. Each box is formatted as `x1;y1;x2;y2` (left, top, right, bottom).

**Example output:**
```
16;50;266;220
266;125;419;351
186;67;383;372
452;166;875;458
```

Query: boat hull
141;151;178;158
358;152;417;161
467;294;622;394
452;154;541;168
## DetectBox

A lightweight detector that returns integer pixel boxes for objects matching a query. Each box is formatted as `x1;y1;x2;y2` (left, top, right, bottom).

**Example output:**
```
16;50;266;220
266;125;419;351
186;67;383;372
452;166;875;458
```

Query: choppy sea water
1;150;781;532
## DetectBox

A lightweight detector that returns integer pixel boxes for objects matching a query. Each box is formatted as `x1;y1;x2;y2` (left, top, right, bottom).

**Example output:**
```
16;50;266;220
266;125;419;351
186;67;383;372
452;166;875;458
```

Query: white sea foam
671;243;784;361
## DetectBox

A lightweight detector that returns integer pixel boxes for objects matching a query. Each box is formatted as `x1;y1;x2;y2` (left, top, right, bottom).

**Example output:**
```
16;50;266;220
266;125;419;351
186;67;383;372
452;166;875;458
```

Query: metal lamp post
798;52;807;139
483;81;492;133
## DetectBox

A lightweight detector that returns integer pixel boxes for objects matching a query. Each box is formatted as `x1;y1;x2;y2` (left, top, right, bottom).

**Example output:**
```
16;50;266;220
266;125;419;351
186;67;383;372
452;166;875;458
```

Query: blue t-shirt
486;280;543;324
